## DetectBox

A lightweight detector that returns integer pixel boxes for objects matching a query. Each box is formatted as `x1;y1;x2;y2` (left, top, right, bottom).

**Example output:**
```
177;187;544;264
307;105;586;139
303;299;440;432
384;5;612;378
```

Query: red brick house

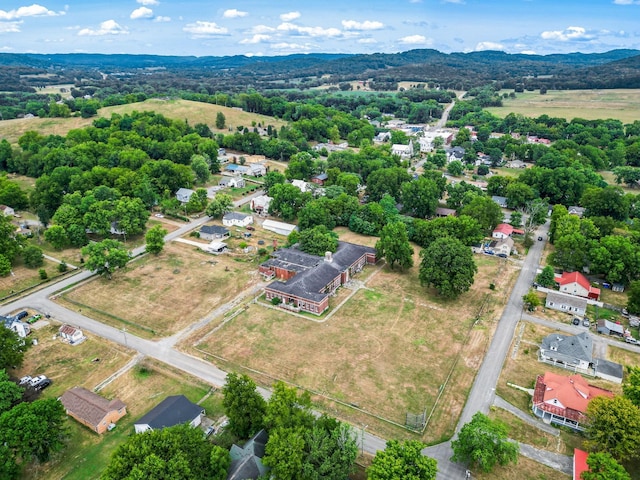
311;173;328;186
532;372;613;431
262;242;377;315
60;387;127;434
557;271;601;300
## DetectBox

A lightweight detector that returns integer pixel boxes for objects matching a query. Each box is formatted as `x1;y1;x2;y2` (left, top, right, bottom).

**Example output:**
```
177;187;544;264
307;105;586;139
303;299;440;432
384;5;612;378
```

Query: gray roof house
539;332;593;373
176;188;195;203
492;196;508;208
134;395;204;434
222;212;253;228
545;291;587;317
199;225;229;241
596;319;625;336
227;429;269;480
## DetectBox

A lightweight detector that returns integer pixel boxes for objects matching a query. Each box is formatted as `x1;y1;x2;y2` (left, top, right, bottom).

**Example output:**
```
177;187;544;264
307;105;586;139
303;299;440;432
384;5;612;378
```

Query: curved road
2;200;567;477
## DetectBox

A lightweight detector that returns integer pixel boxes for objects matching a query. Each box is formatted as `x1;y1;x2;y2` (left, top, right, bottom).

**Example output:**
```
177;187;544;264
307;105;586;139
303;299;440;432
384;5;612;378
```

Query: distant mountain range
1;48;639;91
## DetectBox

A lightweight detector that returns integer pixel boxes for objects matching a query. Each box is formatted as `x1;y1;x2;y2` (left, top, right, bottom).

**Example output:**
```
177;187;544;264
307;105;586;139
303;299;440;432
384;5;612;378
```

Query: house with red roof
532;372;613;431
492;223;513;239
557;271;601;300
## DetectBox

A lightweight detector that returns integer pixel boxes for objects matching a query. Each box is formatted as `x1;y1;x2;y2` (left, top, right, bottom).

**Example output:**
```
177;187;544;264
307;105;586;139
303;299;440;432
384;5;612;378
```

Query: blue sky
1;1;639;57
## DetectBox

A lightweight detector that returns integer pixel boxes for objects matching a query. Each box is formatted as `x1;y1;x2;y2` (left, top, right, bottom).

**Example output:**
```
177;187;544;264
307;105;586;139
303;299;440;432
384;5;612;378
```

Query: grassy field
0;257;73;300
57;241;261;338
486;89;640;123
0;98;289;144
474;455;571;480
23;358;223;480
191;230;520;443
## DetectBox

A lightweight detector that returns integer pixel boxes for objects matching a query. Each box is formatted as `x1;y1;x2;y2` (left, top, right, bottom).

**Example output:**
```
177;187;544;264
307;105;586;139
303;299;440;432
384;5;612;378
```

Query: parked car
572;318;580;326
15;311;28;320
538;236;543;241
246;226;255;231
34;378;52;391
18;375;32;385
204;426;215;437
625;337;639;345
27;314;42;324
582;319;590;328
29;375;47;387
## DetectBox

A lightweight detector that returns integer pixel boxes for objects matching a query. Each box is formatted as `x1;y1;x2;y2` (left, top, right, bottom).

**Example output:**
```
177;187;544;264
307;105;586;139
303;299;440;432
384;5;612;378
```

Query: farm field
191;231;520;444
0;98;288;144
486;89;640;123
57;241;262;338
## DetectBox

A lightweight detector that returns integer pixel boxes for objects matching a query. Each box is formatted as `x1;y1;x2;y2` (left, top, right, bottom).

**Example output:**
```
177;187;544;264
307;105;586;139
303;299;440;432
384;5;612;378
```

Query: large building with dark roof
134;395;204;434
261;241;377;315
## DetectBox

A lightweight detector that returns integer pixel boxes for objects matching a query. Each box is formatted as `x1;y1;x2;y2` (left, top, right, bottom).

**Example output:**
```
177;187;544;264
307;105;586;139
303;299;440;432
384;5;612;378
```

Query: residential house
222;212;253;228
1;315;30;338
134;395;204;434
488;237;514;257
227;429;270;480
204;241;228;255
219;177;245;188
311;173;328;186
492;223;513;240
391;143;413;158
248;163;266;177
59;324;85;344
313;142;349;153
596;319;625;336
532;372;613;431
556;271;600;300
434;207;456;218
250;195;272;215
225;164;249;175
445;146;465;163
262;219;297;236
373;132;391;143
545;291;587;316
291;179;310;193
568;206;585;218
539;332;594;373
60;387;127;434
199;225;229;241
491;196;508;208
262;242;377;315
0;205;15;216
176;188;195;204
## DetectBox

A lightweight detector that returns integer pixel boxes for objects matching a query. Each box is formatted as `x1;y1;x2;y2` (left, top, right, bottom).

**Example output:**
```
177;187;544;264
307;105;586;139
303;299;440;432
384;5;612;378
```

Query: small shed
612;283;625;293
596;319;624;336
59;324;85;344
205;241;228;255
262;219;298;236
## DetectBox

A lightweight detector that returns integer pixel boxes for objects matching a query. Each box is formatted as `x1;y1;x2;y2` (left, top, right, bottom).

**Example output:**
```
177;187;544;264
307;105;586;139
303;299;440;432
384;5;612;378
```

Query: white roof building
262;219;298;236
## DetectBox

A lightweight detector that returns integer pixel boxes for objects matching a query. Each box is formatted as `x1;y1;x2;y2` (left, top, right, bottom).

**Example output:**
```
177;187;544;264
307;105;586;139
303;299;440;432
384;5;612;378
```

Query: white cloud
0;46;13;51
341;20;384;31
280;11;300;22
540;26;592;41
250;25;275;34
240;34;271;44
475;41;504;51
520;50;537;55
277;22;342;38
613;0;640;4
399;34;429;44
137;0;159;5
357;38;377;44
154;16;170;22
130;7;153;20
183;21;228;37
223;9;248;18
0;22;21;33
443;0;465;3
0;4;62;20
78;20;128;36
272;42;311;51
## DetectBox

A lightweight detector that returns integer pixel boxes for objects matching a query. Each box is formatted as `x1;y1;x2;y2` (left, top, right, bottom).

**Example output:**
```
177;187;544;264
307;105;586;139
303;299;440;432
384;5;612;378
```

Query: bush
489;283;496;290
38;269;48;280
57;261;68;273
271;297;282;305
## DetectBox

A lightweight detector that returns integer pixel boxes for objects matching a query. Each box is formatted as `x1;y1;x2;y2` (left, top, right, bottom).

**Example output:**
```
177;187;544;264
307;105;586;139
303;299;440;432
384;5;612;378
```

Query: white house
2;315;30;338
59;324;85;344
222;212;253;228
176;188;195;204
219;176;245;188
391;143;413;158
250;195;272;214
291;179;310;193
0;205;15;216
248;163;267;177
487;237;514;257
262;219;298;236
545;291;588;317
492;223;513;239
204;241;228;255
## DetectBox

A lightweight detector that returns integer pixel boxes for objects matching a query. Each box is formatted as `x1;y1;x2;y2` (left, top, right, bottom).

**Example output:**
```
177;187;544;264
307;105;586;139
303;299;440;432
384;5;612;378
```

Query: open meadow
0;98;289;144
486;89;640;123
191;230;520;444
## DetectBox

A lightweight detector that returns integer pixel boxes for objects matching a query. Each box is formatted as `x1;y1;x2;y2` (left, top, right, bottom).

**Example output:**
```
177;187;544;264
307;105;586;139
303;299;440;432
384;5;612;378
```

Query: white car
29;375;47;387
18;375;32;385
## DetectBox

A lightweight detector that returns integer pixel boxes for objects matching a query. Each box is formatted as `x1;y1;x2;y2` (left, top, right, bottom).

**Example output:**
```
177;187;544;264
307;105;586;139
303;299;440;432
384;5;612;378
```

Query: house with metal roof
557;271;600;300
134;395;204;434
596;319;625;336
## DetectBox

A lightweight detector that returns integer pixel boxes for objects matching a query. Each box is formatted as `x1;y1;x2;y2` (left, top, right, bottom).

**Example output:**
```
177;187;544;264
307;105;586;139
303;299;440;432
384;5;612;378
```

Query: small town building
1;315;30;338
262;219;297;236
556;271;600;300
0;205;15;216
60;387;127;434
59;324;85;344
311;173;328;186
545;291;587;316
291;179;311;193
491;196;508;208
227;429;270;480
134;395;204;434
492;223;513;239
391;143;413;158
205;241;228;255
568;206;585;218
596;319;625;336
434;207;456;218
248;163;267;177
250;195;272;215
539;332;593;373
488;237;514;257
175;188;195;204
219;176;246;188
222;212;253;228
532;372;613;431
573;449;589;480
225;164;249;175
199;225;230;241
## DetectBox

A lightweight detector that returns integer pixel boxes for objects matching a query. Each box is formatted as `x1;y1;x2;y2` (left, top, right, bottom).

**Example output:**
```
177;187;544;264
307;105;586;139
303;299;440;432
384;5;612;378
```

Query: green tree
205;193;233;218
268;183;310;222
263;171;287;191
419;237;477;298
101;424;219;480
263;426;305;480
367;439;437;480
298;225;338;257
375;221;414;270
22;245;44;268
581;452;631;480
215;111;226;129
536;265;557;288
82;239;130;279
264;381;314;432
145;224;167;255
0;370;22;414
401;176;440;218
585;396;640;462
191;155;211;184
222;372;266;439
210;445;231;480
0;327;29;371
44;225;69;250
0;214;24;264
509;211;522;228
0;444;19;480
460;195;503;234
0;254;12;277
447;160;464;177
522;289;541;311
451;412;519;473
302;418;358;480
0;398;67;463
627;281;640;315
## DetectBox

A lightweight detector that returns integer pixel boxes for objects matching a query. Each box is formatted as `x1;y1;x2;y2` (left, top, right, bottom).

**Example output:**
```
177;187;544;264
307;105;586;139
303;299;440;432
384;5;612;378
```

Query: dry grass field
192;231;520;443
0;257;70;299
474;455;571;480
486;89;640;123
58;241;261;338
0;98;288;144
